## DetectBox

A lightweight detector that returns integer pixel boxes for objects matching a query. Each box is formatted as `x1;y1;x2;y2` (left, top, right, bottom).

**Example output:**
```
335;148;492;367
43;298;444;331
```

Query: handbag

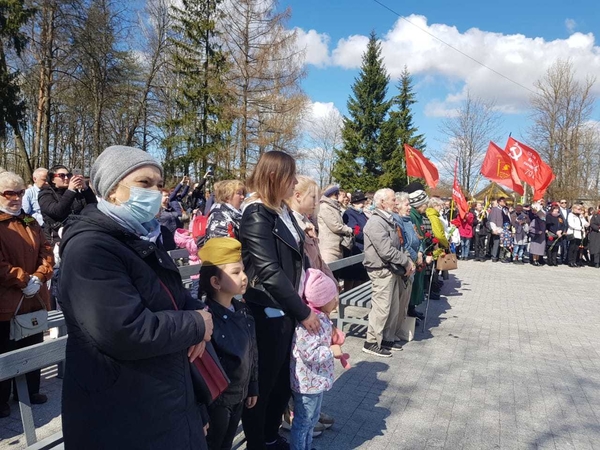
341;233;355;251
158;280;230;404
10;295;48;341
436;253;458;271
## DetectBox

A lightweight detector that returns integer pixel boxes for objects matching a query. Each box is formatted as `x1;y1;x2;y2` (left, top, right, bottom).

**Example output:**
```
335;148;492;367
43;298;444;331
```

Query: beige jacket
317;196;353;263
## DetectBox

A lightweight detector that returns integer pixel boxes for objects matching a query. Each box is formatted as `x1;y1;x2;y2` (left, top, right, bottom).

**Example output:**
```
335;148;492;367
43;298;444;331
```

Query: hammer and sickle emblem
508;144;522;161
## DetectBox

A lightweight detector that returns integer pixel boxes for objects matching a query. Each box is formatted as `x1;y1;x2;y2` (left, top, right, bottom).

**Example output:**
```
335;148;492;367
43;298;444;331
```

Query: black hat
350;190;367;204
403;181;426;194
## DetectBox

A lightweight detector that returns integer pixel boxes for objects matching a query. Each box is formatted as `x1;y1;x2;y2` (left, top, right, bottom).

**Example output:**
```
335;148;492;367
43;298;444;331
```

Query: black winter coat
58;205;208;450
38;185;96;244
206;298;258;407
239;203;310;322
588;213;600;256
545;213;567;236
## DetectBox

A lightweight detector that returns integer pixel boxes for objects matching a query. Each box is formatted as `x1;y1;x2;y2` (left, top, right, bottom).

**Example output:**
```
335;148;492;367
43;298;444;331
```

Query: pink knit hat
303;268;338;309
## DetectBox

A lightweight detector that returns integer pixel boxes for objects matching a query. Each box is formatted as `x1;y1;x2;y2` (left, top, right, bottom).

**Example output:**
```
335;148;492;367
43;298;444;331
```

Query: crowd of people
459;197;600;268
1;149;599;450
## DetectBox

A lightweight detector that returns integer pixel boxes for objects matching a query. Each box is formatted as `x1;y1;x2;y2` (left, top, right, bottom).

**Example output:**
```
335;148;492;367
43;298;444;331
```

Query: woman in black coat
545;204;567;266
58;146;213;449
588;207;600;268
239;151;320;450
38;165;97;245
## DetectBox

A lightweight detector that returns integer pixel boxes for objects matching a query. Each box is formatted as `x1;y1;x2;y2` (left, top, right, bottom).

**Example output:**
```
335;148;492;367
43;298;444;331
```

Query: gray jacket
363;209;411;271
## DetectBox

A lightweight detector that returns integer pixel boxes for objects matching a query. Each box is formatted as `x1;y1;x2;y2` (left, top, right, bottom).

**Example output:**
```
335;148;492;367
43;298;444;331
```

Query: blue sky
284;0;600;180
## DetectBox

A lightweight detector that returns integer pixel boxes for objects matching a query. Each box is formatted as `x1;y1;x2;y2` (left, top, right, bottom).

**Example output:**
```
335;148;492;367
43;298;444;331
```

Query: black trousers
0;321;43;404
546;244;559;265
242;306;294;450
474;233;488;259
568;238;581;264
560;239;570;263
207;401;244;450
490;235;501;259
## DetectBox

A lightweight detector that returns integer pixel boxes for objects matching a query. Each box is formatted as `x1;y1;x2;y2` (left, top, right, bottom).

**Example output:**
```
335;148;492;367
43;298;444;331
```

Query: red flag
404;144;439;188
504;137;554;198
452;159;469;219
480;141;524;195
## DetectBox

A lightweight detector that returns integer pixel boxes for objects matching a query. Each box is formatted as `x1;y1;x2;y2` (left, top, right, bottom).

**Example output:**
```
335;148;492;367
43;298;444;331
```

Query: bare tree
303;108;342;187
529;58;596;200
435;92;503;193
220;0;308;178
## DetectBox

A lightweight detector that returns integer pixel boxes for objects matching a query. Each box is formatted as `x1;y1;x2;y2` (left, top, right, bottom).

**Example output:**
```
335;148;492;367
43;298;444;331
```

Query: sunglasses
1;190;26;200
54;173;73;179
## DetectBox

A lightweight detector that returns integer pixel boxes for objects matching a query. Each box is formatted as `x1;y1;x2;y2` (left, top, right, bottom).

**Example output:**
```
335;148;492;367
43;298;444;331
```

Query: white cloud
332;34;369;68
309;101;342;120
295;28;331;67
303;15;600;116
565;18;577;33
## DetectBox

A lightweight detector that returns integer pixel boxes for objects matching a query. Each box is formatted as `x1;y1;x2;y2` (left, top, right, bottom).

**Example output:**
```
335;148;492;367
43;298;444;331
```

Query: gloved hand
22;276;42;297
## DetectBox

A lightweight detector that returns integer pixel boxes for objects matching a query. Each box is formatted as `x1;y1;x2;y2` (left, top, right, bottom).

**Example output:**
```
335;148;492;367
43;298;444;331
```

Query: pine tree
332;31;391;192
167;0;232;177
0;0;36;179
380;66;426;190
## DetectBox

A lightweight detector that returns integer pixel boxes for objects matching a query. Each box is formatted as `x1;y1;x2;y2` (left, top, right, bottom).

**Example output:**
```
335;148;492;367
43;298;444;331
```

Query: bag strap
158;279;179;311
13;293;47;317
13;295;25;317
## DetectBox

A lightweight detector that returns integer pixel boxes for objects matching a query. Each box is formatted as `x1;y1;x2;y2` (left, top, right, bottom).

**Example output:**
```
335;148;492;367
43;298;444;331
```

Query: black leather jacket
239;203;310;322
207;298;258;407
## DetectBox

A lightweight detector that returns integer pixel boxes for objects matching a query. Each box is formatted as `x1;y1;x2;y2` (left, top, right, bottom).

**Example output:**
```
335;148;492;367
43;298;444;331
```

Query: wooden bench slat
178;264;201;279
25;431;64;450
168;248;190;260
328;253;364;272
0;337;67;382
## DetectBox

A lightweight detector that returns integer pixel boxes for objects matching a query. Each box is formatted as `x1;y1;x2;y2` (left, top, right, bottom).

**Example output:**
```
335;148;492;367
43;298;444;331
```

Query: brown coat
0;212;53;321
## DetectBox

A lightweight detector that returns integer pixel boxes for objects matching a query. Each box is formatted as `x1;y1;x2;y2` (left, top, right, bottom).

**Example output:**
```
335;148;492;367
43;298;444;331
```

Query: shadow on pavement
317;361;391;449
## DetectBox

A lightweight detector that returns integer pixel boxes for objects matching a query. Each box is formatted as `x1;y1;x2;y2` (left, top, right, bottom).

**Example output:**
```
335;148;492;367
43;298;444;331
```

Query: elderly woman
58;146;213;449
425;197;449;250
0;172;54;418
528;203;547;266
392;192;419;333
567;204;589;268
318;184;354;263
205;179;245;241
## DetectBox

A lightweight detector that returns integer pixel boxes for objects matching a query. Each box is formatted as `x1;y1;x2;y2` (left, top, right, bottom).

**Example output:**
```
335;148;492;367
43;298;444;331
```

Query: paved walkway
2;261;600;449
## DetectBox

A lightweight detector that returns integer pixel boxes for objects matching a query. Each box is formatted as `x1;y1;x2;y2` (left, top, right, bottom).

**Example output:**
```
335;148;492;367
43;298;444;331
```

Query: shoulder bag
158;279;230;404
10;295;48;341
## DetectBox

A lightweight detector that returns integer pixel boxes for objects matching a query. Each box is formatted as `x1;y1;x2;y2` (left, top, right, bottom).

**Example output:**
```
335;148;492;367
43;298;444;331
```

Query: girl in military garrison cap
198;237;259;450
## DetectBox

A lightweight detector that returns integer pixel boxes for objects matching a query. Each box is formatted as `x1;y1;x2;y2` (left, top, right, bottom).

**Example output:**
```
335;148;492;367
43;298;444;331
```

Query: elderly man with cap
57;145;213;449
362;188;414;357
318;184;354;263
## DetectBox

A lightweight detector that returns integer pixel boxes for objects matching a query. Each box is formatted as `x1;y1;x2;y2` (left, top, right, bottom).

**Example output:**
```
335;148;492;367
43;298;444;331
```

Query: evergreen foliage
381;66;426;191
167;0;232;176
333;31;391;192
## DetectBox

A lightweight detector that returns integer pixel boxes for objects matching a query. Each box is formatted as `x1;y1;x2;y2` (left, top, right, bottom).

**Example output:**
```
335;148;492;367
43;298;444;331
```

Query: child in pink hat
290;268;342;450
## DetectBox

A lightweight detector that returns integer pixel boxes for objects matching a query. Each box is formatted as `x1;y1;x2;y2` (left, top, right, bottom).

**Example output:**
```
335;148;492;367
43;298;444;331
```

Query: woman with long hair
240;151;320;450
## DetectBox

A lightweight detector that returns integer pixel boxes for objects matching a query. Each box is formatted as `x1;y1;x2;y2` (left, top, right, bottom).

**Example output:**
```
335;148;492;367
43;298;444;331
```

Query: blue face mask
119;186;163;224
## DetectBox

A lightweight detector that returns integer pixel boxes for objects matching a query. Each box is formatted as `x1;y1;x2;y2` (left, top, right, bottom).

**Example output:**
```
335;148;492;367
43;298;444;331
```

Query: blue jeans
291;392;323;450
460;237;471;259
513;244;525;260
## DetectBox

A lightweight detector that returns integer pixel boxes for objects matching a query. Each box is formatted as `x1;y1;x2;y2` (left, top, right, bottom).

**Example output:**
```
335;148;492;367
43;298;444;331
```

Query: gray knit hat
90;145;163;198
409;190;429;208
